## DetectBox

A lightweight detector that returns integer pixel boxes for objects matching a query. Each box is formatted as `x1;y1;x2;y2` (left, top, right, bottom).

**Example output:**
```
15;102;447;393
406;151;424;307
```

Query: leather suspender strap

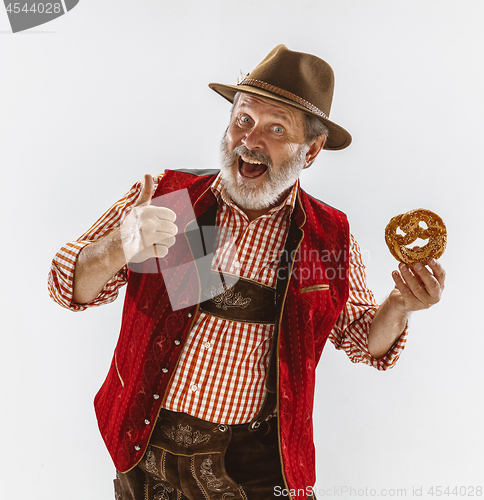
247;221;303;432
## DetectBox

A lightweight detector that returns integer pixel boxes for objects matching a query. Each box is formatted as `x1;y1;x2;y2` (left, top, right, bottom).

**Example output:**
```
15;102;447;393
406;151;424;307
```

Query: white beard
219;135;308;211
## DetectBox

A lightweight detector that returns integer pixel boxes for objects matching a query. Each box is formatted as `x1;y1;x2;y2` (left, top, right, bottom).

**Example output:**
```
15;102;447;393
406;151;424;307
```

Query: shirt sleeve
47;174;164;311
329;233;408;370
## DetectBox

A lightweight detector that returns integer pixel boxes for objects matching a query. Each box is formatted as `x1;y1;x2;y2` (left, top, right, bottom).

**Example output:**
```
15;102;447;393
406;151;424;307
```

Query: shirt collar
210;172;299;218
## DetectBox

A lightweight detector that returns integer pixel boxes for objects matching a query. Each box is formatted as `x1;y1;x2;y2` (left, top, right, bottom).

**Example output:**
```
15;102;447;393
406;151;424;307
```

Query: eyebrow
237;104;293;124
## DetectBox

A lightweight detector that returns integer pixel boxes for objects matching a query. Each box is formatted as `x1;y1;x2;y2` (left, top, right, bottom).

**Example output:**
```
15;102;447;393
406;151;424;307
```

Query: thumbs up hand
120;174;178;264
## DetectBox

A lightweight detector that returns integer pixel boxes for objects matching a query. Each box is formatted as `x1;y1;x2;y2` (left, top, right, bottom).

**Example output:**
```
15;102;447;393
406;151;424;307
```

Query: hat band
238;78;329;120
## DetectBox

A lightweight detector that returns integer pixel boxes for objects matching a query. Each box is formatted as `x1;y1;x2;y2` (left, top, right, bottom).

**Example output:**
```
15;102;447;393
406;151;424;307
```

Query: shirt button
144;419;151;425
190;384;198;392
134;445;141;451
174;340;181;346
153;394;160;400
203;341;212;350
234;261;240;268
162;367;169;374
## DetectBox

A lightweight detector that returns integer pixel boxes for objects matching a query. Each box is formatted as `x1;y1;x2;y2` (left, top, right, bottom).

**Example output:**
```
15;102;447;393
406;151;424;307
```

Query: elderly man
48;45;445;500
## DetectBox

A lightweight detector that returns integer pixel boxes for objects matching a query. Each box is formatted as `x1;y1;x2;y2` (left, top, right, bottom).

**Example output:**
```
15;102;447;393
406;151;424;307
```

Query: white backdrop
1;1;483;499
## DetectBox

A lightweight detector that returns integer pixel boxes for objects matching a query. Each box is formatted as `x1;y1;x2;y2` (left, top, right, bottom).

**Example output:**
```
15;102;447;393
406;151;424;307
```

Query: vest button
144;419;151;425
134;445;141;451
162;367;169;374
188;312;193;318
174;340;181;346
153;394;160;400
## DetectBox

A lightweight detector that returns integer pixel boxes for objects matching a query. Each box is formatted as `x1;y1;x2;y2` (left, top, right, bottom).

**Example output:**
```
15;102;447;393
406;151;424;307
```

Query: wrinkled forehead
233;93;307;126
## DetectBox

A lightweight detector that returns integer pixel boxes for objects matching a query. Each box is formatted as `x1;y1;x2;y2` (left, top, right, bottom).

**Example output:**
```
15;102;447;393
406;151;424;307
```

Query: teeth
241;155;263;165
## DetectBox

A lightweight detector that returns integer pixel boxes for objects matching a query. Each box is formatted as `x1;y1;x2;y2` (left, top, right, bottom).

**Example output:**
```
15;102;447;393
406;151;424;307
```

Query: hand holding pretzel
368;209;447;357
385;209;447;312
120;174;178;264
368;256;446;358
390;257;446;313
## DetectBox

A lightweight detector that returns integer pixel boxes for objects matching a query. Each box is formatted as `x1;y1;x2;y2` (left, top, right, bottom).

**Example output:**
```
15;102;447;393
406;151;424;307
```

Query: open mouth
237;155;268;179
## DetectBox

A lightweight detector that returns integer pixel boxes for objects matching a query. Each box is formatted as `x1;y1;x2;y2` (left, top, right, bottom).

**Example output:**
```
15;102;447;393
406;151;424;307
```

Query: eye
240;115;251;124
273;126;284;134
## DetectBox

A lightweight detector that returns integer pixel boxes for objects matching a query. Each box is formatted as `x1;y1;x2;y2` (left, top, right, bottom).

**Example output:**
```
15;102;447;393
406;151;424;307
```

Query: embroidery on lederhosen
199;457;225;492
163;424;212;447
145;448;161;476
204;282;251;310
153;482;175;500
144;447;175;500
195;456;235;498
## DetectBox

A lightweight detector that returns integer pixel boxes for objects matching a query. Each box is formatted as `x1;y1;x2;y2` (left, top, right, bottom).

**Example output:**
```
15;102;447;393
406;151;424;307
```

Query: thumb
134;174;155;207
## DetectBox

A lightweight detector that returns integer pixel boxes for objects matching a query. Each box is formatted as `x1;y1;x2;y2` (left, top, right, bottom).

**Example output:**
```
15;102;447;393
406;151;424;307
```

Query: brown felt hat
209;44;352;151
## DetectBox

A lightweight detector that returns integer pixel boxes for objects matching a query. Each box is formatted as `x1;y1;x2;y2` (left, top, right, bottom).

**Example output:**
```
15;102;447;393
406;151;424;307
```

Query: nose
242;124;265;151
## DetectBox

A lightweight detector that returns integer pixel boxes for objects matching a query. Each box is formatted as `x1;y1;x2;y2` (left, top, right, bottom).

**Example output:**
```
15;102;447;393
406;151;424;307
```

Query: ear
304;135;326;168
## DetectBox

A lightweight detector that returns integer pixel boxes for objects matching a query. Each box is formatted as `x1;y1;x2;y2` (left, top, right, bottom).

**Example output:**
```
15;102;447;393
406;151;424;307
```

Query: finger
392;269;418;304
129;243;170;263
129;246;155;263
139;209;178;235
152;235;176;249
427;258;446;287
410;262;443;300
134;174;155;207
146;219;178;237
152;206;177;224
139;207;177;227
141;222;177;246
153;243;169;259
398;263;429;302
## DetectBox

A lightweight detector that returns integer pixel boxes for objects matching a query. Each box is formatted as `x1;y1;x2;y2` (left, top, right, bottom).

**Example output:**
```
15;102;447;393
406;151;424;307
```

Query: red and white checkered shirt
48;173;407;424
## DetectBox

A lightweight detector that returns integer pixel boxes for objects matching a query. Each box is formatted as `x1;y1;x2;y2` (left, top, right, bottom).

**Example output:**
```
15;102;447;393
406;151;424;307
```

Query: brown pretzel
385;209;447;265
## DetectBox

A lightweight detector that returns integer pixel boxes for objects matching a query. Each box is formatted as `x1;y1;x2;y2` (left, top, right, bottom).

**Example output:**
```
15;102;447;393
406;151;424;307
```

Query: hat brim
209;82;352;151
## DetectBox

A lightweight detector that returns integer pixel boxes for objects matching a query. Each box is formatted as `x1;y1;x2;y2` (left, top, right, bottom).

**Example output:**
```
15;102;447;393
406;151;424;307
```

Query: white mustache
232;145;273;169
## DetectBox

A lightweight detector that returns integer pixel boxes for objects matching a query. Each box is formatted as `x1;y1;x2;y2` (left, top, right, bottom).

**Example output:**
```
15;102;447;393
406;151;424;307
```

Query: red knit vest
94;169;350;499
